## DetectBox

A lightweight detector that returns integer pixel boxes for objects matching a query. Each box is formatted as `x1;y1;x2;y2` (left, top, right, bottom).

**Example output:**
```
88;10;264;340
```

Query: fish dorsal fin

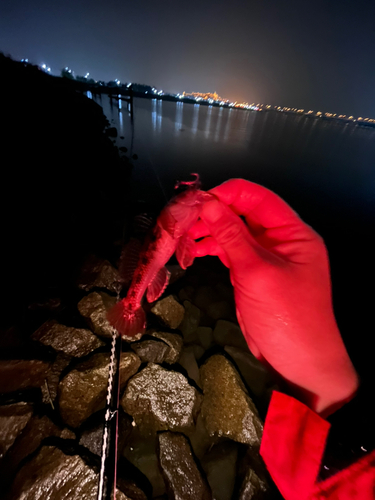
146;266;171;303
175;233;195;270
119;238;143;285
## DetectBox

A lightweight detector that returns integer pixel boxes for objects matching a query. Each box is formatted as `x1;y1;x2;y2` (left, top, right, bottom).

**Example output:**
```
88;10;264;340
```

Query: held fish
107;174;213;340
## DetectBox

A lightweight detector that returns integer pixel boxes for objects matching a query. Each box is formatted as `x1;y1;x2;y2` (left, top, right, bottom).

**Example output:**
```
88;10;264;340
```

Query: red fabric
260;391;375;500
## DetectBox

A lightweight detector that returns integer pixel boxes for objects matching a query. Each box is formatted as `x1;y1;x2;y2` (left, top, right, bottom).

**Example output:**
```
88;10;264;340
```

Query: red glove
189;179;358;417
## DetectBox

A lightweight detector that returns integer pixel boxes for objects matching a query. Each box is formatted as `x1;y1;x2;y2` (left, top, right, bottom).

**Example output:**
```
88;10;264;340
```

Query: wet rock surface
77;291;117;339
200;355;263;446
32;320;104;357
121;363;201;436
59;351;140;427
0;402;33;459
151;295;185;329
7;446;130;500
158;432;212;500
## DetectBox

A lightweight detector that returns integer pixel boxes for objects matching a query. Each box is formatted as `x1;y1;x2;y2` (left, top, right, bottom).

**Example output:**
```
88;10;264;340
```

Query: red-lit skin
189;178;359;417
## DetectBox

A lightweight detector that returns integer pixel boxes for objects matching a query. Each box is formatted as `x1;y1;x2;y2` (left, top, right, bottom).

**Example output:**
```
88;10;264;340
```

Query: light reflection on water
175;101;183;134
191;104;199;135
95;95;375;223
204;105;213;139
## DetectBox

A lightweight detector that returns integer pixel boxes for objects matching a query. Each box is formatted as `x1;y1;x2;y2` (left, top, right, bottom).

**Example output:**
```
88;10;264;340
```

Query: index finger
209;179;302;230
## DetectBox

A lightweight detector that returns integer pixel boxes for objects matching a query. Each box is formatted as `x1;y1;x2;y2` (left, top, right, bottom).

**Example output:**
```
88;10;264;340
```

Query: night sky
1;0;375;117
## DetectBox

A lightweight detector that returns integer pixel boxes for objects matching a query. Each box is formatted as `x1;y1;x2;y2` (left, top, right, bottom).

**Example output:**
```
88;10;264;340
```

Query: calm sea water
95;94;375;376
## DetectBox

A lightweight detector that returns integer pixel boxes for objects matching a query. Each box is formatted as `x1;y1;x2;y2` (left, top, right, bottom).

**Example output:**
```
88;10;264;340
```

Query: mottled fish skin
107;178;213;340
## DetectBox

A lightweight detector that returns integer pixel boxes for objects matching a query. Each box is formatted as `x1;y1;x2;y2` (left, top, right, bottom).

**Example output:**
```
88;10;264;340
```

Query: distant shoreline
86;84;375;128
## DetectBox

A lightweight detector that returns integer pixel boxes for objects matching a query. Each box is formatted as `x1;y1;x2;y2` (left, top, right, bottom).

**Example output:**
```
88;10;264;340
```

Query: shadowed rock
193;285;220;312
149;331;183;364
157;432;212;500
79;408;132;456
0;359;51;394
77;291;117;339
206;301;235;321
178;347;201;387
201;441;239;500
131;339;170;364
123;428;166;497
212;320;249;350
0;402;33;460
7;446;130;500
32;320;104;357
179;300;200;343
151;295;185;329
77;255;123;294
200;355;263;446
197;327;213;350
58;352;140;428
121;363;201;436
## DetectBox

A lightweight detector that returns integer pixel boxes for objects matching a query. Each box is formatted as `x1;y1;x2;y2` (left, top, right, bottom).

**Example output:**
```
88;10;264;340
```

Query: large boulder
32;320;104;357
150;295;185;329
200;355;263;446
58;352;140;428
121;363;201;436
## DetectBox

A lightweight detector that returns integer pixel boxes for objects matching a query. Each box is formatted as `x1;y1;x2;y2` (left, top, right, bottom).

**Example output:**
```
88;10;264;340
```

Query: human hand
189;179;358;417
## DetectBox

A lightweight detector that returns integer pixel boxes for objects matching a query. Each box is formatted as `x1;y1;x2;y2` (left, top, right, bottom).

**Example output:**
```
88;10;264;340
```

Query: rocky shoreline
0;252;282;499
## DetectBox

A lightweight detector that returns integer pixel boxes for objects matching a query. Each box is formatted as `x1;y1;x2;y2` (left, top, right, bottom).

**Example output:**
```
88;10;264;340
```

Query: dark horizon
1;0;375;118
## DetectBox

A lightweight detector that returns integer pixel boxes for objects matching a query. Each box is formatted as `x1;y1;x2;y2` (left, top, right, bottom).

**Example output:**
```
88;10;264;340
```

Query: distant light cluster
274;106;375;123
17;56;375;124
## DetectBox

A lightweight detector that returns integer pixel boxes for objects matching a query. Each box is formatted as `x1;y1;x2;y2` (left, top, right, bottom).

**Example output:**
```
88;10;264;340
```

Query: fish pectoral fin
146;266;171;303
175;234;195;270
119;238;143;285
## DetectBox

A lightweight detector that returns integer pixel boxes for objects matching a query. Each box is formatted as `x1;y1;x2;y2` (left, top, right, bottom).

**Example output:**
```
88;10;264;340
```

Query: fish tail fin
107;300;146;339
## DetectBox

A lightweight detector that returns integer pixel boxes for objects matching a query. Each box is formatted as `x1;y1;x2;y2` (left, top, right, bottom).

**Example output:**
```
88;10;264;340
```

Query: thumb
199;198;262;268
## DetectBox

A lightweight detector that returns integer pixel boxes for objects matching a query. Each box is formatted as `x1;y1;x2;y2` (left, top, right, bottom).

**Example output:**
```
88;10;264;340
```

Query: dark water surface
97;95;375;378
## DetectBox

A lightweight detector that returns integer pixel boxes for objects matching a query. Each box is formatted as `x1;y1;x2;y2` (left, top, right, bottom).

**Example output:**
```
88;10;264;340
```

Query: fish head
159;188;214;238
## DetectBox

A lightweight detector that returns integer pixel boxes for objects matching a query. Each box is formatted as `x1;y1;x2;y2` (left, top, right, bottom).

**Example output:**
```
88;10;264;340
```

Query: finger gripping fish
107;174;213;340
